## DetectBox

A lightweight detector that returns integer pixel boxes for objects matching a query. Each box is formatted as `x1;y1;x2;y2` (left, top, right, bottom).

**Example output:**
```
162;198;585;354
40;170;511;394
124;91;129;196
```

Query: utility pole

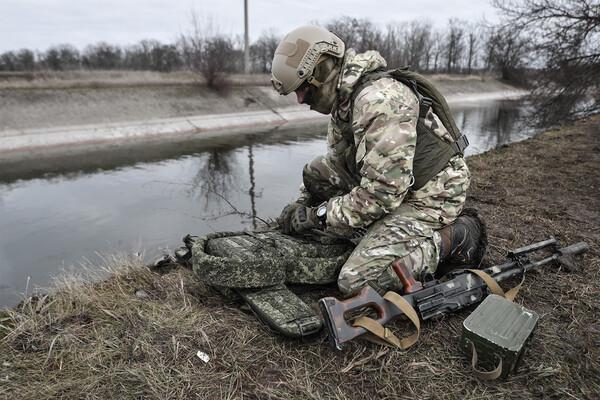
244;0;250;74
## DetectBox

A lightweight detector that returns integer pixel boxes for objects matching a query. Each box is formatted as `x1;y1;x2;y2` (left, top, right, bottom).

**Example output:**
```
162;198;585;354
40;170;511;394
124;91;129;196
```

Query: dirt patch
1;116;599;399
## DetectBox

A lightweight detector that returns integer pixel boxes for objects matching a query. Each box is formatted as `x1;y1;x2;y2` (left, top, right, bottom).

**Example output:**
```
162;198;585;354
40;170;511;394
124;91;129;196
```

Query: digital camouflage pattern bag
191;229;354;338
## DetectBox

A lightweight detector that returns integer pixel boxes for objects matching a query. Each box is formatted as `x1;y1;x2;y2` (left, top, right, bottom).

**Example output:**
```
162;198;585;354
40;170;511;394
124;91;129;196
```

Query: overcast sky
0;0;500;52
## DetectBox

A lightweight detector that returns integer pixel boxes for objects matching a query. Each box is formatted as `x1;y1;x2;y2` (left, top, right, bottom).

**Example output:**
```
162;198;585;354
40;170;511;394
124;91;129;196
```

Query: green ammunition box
461;294;539;379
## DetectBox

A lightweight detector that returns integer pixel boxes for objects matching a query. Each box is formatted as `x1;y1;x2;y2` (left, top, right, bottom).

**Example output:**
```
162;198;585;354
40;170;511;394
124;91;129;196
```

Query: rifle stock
319;285;409;350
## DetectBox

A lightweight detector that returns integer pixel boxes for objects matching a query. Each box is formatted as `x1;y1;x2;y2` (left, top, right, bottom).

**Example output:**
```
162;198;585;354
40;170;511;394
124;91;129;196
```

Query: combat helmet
271;25;345;95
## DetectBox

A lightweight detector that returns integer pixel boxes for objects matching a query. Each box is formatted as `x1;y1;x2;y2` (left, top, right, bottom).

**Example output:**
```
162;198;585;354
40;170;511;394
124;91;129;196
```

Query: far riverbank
0;71;525;170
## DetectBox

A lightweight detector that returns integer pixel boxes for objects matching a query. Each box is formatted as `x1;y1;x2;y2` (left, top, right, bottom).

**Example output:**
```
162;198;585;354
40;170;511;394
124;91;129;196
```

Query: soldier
271;25;487;296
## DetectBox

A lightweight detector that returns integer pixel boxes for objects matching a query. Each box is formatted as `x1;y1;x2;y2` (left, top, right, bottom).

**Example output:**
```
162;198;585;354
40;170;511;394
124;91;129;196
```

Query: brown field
1;115;598;399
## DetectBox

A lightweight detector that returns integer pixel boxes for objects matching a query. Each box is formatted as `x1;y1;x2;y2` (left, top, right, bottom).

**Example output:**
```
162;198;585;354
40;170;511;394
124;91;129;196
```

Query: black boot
436;208;487;276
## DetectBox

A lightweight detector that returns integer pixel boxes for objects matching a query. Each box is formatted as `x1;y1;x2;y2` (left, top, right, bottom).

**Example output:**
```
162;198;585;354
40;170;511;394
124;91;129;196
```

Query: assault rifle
318;238;588;350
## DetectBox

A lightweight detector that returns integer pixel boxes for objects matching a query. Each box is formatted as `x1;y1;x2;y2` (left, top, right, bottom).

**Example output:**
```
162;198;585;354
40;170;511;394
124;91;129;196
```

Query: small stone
2;362;10;367
135;289;149;299
196;350;210;363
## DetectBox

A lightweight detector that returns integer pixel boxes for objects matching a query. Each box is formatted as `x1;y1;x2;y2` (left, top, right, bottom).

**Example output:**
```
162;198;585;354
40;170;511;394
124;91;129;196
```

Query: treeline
2;0;597;125
0;41;183;73
0;17;524;79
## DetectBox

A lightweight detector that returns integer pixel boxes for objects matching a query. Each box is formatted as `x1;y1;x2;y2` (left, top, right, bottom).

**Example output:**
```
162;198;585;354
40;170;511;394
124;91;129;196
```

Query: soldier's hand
290;205;321;234
277;202;303;234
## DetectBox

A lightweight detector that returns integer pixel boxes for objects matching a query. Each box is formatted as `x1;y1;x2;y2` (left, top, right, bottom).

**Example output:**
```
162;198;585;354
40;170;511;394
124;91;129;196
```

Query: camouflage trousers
302;154;470;295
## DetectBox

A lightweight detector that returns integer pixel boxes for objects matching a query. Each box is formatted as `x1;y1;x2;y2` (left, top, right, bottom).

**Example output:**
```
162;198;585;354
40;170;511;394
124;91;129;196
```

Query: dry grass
0;70;502;90
0;70;272;90
1;116;599;399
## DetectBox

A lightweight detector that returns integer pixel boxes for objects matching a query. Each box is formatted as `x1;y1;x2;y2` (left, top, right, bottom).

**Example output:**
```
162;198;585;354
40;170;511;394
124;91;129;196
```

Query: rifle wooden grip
392;260;423;294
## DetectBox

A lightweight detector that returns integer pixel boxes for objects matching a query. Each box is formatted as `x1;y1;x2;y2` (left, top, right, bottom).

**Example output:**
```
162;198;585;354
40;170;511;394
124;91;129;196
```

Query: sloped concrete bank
0;76;525;164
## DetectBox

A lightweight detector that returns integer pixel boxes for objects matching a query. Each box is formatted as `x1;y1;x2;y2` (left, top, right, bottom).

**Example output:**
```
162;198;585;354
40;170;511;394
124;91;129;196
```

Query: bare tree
16;50;35;71
381;23;402;68
326;17;383;53
445;19;466;73
201;37;236;89
250;31;279;73
42;44;80;70
404;20;433;71
484;26;530;81
465;23;480;74
430;31;445;73
82;42;122;69
494;0;600;125
180;12;237;90
0;52;17;71
124;40;182;72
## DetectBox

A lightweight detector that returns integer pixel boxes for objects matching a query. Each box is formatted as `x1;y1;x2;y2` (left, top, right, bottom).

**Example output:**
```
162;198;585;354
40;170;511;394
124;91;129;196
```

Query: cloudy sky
0;0;500;52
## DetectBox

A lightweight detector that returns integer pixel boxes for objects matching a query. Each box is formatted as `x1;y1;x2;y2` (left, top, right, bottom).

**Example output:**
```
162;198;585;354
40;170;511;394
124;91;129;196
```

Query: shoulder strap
348;68;388;114
349;68;469;155
388;68;469;154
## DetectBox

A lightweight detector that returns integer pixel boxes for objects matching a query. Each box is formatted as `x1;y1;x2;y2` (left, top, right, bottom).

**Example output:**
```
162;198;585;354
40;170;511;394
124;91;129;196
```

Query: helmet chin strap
307;60;342;114
305;56;339;90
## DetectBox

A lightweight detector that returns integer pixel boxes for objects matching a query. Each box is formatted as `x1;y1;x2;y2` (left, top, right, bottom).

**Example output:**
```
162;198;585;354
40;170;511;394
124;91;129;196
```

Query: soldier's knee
303;155;327;179
337;255;373;295
337;270;356;296
337;256;399;296
338;251;434;296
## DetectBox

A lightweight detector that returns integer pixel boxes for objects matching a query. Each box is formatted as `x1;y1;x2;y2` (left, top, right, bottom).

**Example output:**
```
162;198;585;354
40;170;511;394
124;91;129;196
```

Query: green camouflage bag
191;229;354;338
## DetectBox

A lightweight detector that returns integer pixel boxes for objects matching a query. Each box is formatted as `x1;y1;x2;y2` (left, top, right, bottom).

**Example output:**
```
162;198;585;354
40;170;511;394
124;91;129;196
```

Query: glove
290;205;321;234
277;202;303;234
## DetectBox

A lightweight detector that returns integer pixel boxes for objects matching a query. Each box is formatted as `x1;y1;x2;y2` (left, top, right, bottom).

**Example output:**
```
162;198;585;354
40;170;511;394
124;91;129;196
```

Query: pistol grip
392;260;423;294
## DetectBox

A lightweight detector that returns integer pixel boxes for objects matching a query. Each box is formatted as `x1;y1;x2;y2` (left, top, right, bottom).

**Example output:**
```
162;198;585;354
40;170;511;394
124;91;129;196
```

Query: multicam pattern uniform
299;50;471;295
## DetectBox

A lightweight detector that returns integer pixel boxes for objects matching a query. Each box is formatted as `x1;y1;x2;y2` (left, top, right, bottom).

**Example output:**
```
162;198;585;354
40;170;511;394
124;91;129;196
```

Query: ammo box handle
469;342;503;381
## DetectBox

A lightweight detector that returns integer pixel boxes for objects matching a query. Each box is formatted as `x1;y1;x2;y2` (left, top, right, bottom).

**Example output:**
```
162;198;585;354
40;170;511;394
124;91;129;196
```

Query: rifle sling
352;291;420;350
467;269;524;302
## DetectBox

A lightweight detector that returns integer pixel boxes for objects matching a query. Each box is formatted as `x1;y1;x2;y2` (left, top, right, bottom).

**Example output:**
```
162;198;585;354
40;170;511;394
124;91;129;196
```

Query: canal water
0;98;534;307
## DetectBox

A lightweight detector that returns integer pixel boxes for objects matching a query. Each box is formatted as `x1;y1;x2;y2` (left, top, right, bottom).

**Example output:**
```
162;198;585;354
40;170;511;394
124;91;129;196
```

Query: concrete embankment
0;74;525;162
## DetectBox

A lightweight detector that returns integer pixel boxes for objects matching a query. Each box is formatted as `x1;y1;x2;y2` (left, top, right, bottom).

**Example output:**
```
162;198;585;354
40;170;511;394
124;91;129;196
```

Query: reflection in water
185;145;261;227
248;144;258;229
190;149;239;212
455;100;532;156
0;98;535;307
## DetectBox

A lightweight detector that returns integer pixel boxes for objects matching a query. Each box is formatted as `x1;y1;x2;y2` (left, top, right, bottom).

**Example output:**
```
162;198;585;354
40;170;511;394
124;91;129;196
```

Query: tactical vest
339;68;469;191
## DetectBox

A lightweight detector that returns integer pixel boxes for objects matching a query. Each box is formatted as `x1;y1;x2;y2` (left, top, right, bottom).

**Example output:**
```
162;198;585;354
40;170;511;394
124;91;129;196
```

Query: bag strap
389;68;469;155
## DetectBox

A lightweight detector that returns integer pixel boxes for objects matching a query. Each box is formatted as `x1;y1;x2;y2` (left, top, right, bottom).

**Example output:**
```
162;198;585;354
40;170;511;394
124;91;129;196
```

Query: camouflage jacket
307;50;467;230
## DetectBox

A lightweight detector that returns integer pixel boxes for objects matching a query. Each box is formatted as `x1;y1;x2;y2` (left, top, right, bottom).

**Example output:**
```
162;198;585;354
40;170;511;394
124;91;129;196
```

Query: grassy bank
1;115;599;399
